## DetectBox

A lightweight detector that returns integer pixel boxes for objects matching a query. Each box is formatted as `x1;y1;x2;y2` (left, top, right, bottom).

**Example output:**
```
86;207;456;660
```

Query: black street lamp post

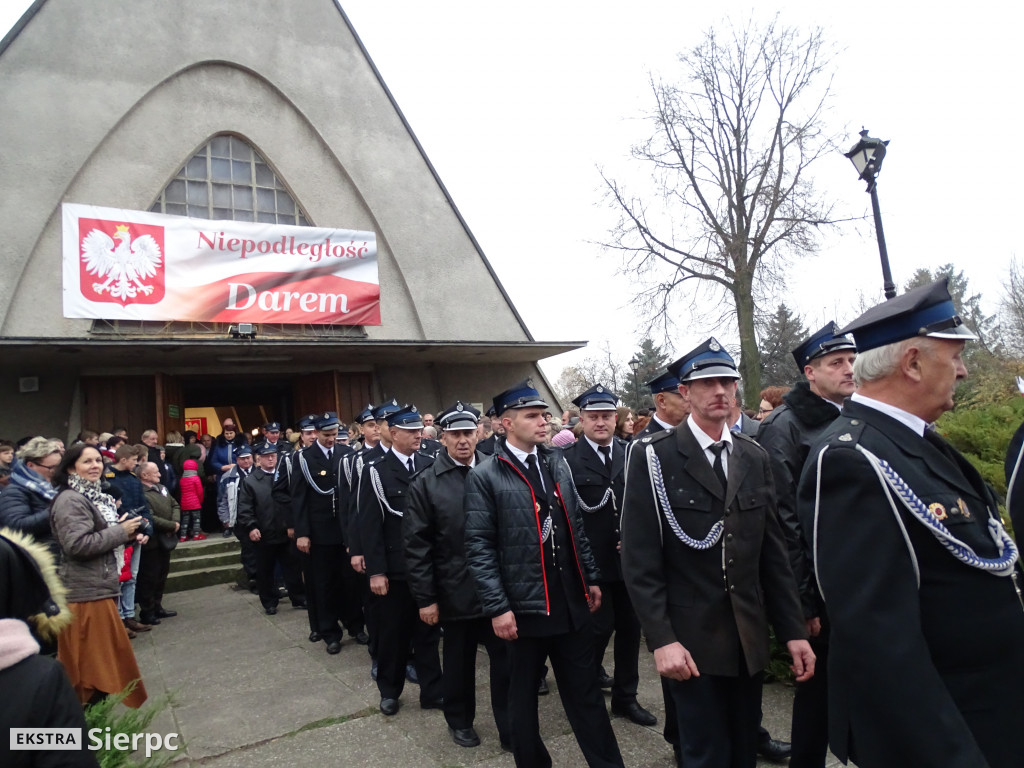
628;355;642;410
845;128;896;300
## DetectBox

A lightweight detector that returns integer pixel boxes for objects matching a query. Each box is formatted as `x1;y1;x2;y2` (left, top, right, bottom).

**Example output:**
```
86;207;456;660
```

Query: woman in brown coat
50;444;147;707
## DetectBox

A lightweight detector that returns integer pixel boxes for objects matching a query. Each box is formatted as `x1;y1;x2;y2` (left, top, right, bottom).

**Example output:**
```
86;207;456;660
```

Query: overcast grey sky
5;1;1020;381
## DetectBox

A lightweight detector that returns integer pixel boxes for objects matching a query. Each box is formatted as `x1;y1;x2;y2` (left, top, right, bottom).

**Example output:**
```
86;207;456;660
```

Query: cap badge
709;339;721;352
596;385;604;393
456;403;464;412
928;502;948;521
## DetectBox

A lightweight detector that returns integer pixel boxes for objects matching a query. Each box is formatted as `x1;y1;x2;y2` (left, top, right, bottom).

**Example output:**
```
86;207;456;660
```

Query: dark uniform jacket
1004;418;1024;546
621;421;805;678
464;440;600;618
237;469;288;544
404;449;486;619
756;381;842;617
290;444;346;546
359;449;435;579
562;436;626;582
797;399;1024;768
346;443;385;556
477;434;499;456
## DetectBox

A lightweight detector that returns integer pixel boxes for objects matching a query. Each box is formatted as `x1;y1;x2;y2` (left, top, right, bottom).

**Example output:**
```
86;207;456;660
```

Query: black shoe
222;528;233;538
537;675;549;695
757;738;792;763
449;726;480;747
420;697;444;710
351;630;369;645
598;667;614;690
264;605;278;616
405;663;419;684
154;607;177;619
291;600;307;610
380;697;399;716
139;614;161;626
309;631;321;643
611;700;657;726
326;640;342;655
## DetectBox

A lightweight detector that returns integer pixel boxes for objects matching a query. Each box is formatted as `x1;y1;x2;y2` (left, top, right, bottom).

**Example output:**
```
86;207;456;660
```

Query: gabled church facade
0;0;578;440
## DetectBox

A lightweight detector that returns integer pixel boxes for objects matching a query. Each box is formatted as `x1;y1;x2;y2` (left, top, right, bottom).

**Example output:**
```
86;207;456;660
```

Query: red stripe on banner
178;273;381;325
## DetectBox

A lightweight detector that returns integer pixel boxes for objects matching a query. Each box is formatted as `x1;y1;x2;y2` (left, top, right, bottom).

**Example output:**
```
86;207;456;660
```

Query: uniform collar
850;392;928;437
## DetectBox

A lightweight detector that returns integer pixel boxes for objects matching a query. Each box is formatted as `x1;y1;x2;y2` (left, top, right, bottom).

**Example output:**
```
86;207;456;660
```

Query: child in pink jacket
178;459;205;541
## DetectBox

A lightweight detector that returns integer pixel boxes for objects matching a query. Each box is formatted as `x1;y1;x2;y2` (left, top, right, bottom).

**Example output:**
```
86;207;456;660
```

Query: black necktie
709;442;728;491
598;445;612;469
327;448;333;463
406;457;414;475
525;454;545;496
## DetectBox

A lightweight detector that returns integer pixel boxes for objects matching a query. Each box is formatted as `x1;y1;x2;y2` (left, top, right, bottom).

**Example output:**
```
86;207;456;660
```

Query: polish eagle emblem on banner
79;221;165;304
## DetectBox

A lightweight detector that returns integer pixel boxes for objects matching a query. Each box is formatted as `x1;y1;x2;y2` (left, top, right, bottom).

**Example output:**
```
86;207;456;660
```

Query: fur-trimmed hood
0;527;73;641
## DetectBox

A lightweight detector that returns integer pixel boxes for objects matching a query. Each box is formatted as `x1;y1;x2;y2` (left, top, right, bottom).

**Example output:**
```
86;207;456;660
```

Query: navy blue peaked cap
372;399;402;421
668;338;740;383
572;383;619;411
646;370;680;394
792;322;857;368
838;278;978;352
354;404;375;424
492;379;548;416
315;411;340;431
387;405;423;429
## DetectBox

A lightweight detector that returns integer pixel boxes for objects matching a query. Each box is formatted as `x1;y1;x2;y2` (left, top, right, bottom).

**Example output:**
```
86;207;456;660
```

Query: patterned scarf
66;474;120;527
8;460;57;502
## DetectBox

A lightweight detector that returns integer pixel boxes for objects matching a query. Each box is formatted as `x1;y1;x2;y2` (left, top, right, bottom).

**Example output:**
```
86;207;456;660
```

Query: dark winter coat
561;437;627;582
0;484;53;545
464;440;600;618
756;381;842;617
141;483;180;548
237;470;289;544
404;449;486;619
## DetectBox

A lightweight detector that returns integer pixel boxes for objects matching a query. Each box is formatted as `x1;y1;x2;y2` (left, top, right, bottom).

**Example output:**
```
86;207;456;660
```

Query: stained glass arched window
149;134;310;226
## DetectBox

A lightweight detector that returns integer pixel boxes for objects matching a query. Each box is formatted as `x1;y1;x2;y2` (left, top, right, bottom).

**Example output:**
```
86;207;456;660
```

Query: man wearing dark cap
757;321;856;768
291;412;350;654
258;421;287;455
236;444;305;614
477;406;503;455
404;401;512;749
635;371;690;442
359;405;442;716
465;379;624;768
797;279;1024;768
622;338;813;768
562;383;656;727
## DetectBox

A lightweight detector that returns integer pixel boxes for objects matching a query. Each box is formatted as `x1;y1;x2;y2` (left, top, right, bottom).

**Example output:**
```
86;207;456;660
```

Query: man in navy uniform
404;401;511;749
562;383;656;727
291;411;351;655
622;338;813;768
359;405;442;715
797;279;1024;768
635;371;690;440
757;322;856;768
465;380;624;768
477;405;503;455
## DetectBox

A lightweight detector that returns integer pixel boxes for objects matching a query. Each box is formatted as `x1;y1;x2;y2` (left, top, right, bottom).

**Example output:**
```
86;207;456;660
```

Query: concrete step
168;550;241;574
165;535;245;593
164;563;246;593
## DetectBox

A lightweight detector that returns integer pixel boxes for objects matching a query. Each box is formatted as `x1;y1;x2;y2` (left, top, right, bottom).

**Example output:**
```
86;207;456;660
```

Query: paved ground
130;582;841;767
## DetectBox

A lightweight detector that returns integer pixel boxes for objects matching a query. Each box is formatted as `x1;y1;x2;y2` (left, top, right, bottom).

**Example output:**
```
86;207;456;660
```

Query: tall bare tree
601;17;844;403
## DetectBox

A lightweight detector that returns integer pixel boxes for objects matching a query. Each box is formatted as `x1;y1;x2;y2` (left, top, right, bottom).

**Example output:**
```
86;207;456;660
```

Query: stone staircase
165;535;246;593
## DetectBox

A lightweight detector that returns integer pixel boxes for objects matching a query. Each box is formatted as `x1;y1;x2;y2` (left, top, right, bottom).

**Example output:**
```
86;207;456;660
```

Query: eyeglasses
35;462;60;471
757;407;773;416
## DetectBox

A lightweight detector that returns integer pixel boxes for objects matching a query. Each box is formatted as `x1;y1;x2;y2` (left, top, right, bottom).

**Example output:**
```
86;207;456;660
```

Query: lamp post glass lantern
845;128;896;300
628;356;641;411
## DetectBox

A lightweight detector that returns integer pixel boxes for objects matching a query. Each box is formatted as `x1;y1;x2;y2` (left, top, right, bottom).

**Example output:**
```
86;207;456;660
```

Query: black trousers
592;580;642;706
233;528;258;579
339;553;365;633
790;634;829;768
507;625;624;768
295;544;319;634
666;667;764;768
308;542;347;643
254;539;303;609
441;617;511;742
373;580;442;702
136;547;170;615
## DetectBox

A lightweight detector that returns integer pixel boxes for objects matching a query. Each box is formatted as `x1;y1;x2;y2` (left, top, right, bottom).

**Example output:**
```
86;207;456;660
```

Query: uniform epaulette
365;454;387;467
638;428;673;445
828;416;867;446
731;429;769;456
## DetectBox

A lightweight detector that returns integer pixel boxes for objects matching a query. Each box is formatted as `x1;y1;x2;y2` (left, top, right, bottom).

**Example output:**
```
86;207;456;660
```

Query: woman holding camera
49;443;148;707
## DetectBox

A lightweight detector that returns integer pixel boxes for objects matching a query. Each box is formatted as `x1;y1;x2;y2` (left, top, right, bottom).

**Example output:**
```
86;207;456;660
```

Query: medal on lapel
319;470;327;476
928;502;948;521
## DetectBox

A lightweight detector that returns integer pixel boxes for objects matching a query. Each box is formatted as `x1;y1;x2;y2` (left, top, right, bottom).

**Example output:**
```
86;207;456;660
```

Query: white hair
852;337;925;386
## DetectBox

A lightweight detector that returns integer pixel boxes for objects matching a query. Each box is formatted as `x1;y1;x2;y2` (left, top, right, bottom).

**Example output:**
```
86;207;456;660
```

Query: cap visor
927;326;979;341
683;366;741;382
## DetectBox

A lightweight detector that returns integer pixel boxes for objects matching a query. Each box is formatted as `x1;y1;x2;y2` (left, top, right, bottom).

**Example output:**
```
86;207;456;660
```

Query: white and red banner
62;203;380;325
